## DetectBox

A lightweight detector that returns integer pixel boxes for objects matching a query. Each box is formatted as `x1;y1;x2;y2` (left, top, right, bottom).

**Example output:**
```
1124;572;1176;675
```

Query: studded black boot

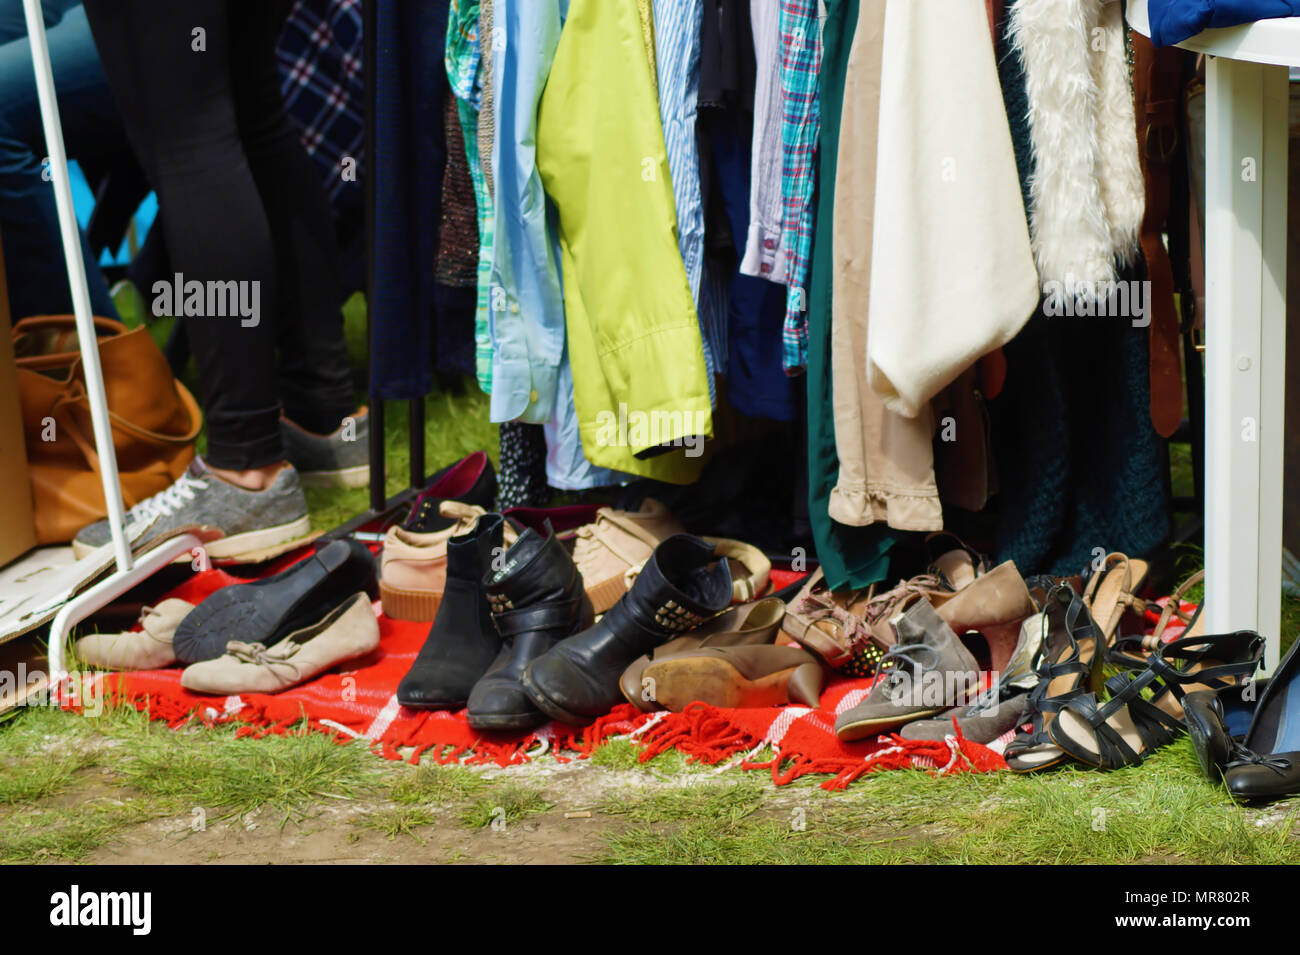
520;535;732;725
467;527;594;731
397;513;504;709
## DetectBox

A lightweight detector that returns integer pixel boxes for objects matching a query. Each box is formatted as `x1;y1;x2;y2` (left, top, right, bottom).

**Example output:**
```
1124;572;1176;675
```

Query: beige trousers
828;0;942;532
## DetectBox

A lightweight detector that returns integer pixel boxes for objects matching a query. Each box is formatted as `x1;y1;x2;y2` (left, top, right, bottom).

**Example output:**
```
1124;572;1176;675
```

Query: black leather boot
397;513;504;709
467;527;594;731
521;535;732;725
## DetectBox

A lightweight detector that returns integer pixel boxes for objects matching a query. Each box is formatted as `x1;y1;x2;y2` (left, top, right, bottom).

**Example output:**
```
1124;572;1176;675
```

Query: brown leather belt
1131;29;1186;439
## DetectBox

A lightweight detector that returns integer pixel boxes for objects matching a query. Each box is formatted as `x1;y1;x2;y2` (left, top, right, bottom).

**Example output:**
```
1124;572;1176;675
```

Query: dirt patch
74;756;747;865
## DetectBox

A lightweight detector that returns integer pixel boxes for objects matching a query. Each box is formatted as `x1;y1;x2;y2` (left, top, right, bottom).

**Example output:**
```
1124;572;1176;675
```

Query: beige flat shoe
75;598;194;670
181;592;379;695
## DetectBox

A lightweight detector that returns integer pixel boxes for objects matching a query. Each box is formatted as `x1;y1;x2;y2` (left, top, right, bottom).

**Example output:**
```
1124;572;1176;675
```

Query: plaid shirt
778;0;821;371
276;0;365;206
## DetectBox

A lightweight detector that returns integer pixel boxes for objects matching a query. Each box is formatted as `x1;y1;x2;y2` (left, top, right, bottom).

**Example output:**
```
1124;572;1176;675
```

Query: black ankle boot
520;535;732;724
467;527;594;731
397;513;504;709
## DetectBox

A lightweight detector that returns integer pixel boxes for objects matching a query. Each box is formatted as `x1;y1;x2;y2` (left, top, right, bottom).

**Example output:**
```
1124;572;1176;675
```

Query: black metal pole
409;396;425;490
363;0;385;515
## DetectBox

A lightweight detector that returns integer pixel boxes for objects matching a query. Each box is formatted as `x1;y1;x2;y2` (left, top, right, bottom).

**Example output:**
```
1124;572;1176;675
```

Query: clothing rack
21;0;206;686
322;0;432;543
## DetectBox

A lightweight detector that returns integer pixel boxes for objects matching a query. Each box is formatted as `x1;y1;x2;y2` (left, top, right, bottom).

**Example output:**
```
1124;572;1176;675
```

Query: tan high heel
1082;552;1149;643
1141;570;1204;648
641;645;824;711
932;560;1038;674
619;597;785;711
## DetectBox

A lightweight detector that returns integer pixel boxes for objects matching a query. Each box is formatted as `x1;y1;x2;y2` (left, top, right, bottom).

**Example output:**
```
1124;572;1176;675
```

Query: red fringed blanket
80;559;1006;789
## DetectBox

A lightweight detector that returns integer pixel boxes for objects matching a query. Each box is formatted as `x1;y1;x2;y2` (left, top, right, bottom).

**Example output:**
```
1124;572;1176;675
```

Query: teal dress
805;0;897;589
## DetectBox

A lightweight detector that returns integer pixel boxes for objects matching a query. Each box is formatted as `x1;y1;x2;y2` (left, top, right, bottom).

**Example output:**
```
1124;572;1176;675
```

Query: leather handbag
13;315;201;545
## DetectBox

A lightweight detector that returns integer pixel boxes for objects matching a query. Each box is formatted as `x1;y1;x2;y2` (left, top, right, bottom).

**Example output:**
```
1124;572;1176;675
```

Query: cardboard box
0;232;38;569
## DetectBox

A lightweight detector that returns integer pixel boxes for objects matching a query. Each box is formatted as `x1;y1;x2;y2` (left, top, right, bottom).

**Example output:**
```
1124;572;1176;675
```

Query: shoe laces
137;606;174;645
224;640;302;678
127;472;207;523
861;573;941;625
870;641;941;692
796;590;875;652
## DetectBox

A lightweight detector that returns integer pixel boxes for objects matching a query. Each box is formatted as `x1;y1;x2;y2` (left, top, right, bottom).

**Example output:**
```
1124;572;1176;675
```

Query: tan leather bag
14;315;201;544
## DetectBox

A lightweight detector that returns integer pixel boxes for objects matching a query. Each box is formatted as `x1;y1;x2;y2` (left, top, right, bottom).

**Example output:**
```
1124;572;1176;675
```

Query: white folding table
1129;0;1296;672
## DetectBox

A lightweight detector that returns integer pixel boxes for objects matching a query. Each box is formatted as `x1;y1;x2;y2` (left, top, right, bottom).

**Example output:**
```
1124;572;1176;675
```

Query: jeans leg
0;2;122;320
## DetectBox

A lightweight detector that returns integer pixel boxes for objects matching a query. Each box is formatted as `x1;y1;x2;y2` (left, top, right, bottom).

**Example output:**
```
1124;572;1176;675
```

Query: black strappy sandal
1004;584;1104;773
1048;630;1265;770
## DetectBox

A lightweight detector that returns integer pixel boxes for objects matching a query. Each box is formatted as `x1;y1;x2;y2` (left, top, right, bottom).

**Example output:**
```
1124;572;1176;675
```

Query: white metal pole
22;0;133;576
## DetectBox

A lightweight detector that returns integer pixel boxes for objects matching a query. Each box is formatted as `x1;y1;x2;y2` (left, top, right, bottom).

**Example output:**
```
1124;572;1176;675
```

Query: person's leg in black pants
83;0;285;474
225;0;355;435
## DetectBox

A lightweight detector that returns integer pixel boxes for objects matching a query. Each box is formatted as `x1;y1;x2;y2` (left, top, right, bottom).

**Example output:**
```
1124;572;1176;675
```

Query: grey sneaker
834;598;982;741
281;409;369;488
72;459;312;563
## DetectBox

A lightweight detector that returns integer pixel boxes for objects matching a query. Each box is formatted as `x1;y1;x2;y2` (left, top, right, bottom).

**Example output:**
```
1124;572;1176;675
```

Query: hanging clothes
805;0;897;590
710;117;797;421
651;0;720;406
536;0;712;483
498;420;549;507
368;0;450;400
436;93;479;289
777;0;821;372
445;0;495;393
697;1;794;421
738;1;788;284
863;0;1039;419
990;0;1170;575
1007;0;1144;295
487;0;566;426
828;0;942;532
477;0;494;193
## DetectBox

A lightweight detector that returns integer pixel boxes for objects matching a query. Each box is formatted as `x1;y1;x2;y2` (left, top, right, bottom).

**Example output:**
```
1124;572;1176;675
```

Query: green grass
1;698;1298;864
354;805;440;844
591;740;1300;865
390;762;492;804
587;739;707;776
597;777;765;825
117;723;375;827
458;782;553;829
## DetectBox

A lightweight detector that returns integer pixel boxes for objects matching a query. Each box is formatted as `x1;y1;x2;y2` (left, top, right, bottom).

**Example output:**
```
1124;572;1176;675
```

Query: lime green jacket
536;0;712;483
